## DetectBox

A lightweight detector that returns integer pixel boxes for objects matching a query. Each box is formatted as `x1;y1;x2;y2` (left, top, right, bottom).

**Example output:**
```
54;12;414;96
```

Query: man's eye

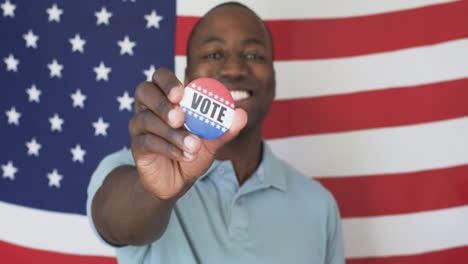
245;53;264;61
204;52;221;60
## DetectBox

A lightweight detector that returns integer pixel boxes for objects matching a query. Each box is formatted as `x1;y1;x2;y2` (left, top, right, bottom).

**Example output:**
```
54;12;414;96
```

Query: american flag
1;0;468;263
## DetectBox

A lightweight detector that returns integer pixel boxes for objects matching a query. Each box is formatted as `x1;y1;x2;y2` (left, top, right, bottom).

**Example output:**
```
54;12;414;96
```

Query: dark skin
91;5;275;246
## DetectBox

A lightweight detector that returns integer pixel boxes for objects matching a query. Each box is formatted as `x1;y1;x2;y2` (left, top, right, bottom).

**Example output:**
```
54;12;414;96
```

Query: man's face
185;6;276;133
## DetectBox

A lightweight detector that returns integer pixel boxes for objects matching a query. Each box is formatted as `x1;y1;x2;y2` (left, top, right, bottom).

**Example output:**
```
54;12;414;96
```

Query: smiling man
87;2;344;263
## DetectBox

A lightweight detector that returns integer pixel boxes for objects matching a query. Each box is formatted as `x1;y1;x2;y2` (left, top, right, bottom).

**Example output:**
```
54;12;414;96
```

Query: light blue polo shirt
87;143;345;264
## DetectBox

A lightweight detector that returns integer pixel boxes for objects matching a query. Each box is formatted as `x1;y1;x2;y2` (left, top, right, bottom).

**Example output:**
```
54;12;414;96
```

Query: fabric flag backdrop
1;0;467;263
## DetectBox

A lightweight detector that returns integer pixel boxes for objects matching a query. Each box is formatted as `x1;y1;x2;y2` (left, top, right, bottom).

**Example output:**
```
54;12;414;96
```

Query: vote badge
180;78;235;140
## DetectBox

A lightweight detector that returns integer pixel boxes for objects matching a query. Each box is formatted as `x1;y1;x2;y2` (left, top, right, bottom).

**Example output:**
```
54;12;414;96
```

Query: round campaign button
179;78;235;140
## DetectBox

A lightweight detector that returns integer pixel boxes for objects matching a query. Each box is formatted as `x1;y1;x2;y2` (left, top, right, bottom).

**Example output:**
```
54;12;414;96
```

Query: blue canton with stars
0;0;175;215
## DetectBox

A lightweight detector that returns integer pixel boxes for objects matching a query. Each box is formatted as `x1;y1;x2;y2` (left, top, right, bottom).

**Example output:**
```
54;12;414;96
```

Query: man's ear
272;68;276;100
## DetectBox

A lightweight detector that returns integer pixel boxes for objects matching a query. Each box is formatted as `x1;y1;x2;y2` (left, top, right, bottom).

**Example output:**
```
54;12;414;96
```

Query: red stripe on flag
176;1;468;60
347;245;468;264
0;241;117;264
318;164;468;218
262;78;468;139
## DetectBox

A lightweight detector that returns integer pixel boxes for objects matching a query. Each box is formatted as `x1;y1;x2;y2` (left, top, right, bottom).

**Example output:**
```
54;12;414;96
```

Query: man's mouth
230;90;251;101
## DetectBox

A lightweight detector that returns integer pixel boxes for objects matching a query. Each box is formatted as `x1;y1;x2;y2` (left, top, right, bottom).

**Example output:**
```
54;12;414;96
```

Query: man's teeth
230;90;250;101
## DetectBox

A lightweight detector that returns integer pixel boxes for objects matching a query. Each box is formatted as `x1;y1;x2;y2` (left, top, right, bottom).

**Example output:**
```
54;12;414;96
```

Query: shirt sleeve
326;193;346;264
86;149;135;247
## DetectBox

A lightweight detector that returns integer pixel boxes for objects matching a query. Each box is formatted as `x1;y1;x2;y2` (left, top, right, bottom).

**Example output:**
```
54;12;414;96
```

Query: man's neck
214;128;262;186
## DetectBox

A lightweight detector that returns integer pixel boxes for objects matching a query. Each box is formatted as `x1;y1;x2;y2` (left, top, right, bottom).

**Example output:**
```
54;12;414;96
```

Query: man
87;2;345;263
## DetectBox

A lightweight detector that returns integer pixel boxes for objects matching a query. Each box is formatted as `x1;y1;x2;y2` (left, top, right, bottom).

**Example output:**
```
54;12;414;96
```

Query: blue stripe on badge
182;106;228;140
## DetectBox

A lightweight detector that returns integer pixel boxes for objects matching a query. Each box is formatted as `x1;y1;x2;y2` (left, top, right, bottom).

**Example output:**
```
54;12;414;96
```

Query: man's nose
219;54;248;79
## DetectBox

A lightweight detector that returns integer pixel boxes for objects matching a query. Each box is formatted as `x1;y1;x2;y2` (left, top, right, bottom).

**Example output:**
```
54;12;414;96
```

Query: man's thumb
202;108;248;155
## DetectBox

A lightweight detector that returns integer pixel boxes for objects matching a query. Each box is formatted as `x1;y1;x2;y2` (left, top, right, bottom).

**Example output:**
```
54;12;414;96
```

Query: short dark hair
185;1;274;66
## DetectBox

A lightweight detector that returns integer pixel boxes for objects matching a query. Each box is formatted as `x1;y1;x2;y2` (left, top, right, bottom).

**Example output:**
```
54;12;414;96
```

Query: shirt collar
198;142;287;192
198;159;221;181
260;143;287;192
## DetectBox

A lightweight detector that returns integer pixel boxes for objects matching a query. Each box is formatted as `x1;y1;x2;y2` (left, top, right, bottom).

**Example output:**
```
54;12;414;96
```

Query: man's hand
129;68;248;200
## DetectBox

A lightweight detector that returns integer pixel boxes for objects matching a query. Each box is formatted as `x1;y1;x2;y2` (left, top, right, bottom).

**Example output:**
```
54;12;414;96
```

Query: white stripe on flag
267;116;468;177
0;201;115;256
176;38;468;100
343;205;468;258
177;0;456;18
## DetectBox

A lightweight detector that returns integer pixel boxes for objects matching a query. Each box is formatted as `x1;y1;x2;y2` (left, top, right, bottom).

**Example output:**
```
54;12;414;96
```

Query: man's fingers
134;82;185;128
131;133;195;162
152;68;185;104
129;110;201;154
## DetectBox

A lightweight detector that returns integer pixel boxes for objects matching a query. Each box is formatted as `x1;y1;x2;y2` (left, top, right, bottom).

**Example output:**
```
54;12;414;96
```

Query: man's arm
89;68;247;246
91;165;176;245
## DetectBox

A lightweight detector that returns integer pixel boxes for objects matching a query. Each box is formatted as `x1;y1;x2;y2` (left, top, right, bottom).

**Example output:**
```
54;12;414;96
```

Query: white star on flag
144;9;163;29
143;64;156;81
47;169;63;188
2;161;17;180
26;84;42;103
6;106;21;125
4;54;19;72
23;30;39;49
70;144;86;163
1;0;15;18
92;117;109;136
46;3;63;23
117;35;136;56
47;59;63;78
26;138;42;157
49;113;64;132
69;34;86;53
70;89;86;108
117;91;134;111
93;61;111;81
95;6;112;25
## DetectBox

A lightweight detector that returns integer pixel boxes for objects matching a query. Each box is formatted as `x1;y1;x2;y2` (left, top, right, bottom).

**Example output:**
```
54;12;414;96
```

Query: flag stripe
1;241;116;264
177;0;457;20
267;117;468;177
0;201;115;256
176;1;468;60
3;201;468;258
262;78;468;139
343;205;468;258
4;241;468;264
347;246;468;264
318;164;468;217
175;38;468;100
